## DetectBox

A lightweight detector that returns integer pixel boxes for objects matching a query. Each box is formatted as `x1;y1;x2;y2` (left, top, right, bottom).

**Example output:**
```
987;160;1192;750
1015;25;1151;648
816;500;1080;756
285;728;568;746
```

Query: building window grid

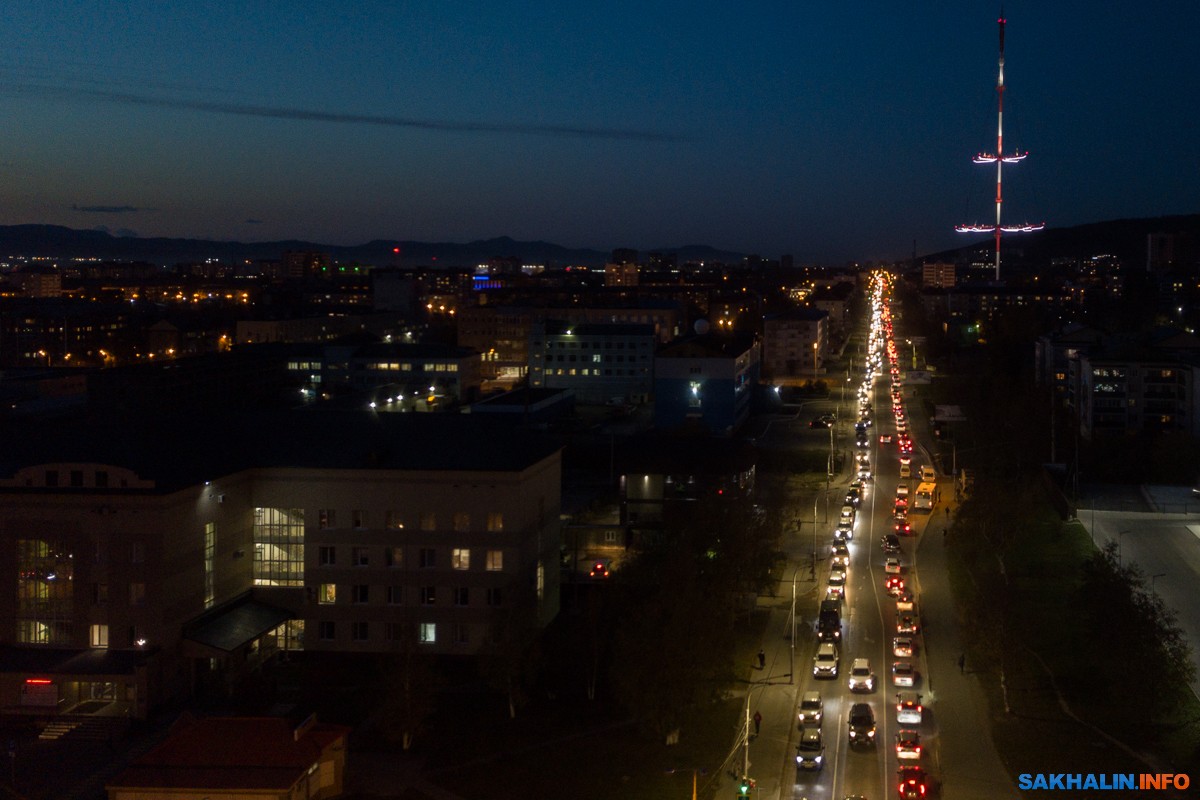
203;522;216;608
253;507;305;587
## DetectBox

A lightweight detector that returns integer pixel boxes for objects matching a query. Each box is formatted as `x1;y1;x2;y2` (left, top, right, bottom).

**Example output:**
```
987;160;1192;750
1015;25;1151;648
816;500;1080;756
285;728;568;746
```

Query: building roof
539;320;656;337
184;596;293;653
656;332;758;359
0;410;561;492
0;646;157;676
107;715;350;792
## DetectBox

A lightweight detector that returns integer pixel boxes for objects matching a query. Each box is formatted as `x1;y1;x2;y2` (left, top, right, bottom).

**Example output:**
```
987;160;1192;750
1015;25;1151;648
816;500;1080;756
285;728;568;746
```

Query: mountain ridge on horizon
0;214;1197;269
0;224;748;269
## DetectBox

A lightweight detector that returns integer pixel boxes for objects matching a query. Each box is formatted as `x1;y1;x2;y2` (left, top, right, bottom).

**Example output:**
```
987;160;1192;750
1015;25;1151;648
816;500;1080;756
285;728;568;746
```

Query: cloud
72;203;141;213
15;84;689;142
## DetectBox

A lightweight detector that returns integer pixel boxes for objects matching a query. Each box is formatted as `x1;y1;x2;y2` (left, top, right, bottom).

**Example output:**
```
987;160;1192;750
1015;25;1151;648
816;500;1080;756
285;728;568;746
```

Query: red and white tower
956;10;1044;280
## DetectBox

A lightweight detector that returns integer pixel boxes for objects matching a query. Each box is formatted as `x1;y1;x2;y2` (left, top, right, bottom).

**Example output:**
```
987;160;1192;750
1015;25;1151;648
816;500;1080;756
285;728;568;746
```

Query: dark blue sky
2;1;1196;263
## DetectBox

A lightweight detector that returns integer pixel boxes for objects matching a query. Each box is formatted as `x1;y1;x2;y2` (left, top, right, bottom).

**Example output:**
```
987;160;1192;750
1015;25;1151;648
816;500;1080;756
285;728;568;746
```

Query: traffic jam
796;273;936;799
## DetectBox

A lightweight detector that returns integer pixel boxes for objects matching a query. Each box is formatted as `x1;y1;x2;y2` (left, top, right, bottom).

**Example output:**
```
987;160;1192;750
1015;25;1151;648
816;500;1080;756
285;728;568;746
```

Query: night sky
2;1;1196;263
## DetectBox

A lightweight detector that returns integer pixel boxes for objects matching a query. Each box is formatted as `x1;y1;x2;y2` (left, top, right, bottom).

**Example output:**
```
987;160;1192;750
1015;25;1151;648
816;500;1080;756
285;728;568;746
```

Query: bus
913;481;939;512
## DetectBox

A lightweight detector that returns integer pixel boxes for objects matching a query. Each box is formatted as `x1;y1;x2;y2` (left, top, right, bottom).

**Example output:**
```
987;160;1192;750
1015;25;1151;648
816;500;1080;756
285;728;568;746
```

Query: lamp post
789;569;799;684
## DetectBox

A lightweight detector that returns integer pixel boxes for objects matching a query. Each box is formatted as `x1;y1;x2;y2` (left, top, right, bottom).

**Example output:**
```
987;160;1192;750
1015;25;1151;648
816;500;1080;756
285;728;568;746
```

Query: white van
920;465;937;482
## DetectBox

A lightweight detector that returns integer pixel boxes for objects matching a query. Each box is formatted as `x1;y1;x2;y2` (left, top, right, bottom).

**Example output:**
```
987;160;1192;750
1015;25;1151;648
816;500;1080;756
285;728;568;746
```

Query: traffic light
737;776;755;798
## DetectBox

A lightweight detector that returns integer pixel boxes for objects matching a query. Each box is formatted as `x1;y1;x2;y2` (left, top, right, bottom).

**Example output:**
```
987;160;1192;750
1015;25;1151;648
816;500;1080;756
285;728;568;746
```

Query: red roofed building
106;713;350;800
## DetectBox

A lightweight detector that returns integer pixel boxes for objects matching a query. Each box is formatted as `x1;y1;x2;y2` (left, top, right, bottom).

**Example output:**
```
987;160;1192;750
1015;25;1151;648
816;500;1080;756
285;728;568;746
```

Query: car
847;702;876;746
844;488;861;507
848;658;876;692
831;541;850;558
893;499;908;515
892;660;916;687
797;690;824;725
809;415;834;429
895;590;914;612
589;560;610;578
884;557;902;574
920;466;937;482
881;533;901;552
897;765;930;799
850;476;866;491
795;727;825;771
893;636;914;658
895;484;910;499
828;568;847;586
899;441;913;456
825;585;846;603
895;729;922;760
893;517;912;536
834;521;853;542
857;464;873;480
813;642;839;678
879;433;893;443
839;505;856;525
896;614;919;634
896;692;923;725
899;463;912;479
885;576;906;596
831;550;850;568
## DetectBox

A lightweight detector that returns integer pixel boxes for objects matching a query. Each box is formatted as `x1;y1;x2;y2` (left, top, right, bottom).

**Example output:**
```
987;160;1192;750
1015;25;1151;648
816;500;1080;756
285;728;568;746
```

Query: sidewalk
915;500;1019;799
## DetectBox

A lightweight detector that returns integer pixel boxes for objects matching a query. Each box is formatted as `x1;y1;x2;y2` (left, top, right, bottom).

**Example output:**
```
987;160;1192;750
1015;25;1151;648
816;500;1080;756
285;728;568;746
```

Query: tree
374;631;439;750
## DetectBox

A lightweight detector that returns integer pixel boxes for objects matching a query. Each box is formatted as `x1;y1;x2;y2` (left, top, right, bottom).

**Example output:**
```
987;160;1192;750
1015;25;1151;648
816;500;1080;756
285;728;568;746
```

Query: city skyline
1;1;1196;263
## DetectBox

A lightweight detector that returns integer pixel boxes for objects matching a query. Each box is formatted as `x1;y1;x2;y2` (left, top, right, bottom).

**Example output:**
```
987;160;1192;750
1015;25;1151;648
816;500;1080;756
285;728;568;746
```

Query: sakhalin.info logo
1017;773;1190;791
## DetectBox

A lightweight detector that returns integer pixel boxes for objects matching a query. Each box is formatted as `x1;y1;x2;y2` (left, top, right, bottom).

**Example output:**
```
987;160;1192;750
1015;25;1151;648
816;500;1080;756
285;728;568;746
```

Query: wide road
785;373;938;800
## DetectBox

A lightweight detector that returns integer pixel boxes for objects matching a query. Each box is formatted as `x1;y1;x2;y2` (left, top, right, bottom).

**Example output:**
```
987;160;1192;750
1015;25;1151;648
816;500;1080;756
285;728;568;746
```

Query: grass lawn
946;491;1200;787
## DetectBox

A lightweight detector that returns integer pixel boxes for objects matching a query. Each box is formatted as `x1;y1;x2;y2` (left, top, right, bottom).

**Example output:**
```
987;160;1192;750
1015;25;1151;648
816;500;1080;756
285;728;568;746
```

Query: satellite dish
694;319;710;335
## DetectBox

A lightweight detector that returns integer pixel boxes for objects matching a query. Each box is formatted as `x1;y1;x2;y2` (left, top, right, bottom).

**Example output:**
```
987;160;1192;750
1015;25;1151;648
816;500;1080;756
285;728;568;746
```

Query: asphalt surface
720;362;1018;799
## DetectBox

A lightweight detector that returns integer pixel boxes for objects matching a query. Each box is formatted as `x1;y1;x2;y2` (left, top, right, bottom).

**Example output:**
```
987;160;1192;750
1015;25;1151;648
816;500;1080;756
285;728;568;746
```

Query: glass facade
253;508;305;586
16;539;74;645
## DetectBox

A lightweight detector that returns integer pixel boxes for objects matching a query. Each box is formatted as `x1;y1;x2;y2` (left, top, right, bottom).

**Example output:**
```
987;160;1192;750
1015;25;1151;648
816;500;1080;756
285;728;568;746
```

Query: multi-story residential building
762;309;829;380
922;262;956;289
0;298;135;367
528;321;655;404
653;332;760;435
0;412;561;720
284;341;483;408
808;282;855;338
604;263;639;287
456;305;536;384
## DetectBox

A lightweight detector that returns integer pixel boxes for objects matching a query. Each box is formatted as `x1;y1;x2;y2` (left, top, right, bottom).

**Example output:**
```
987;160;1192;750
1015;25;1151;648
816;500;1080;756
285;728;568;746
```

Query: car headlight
868;730;875;738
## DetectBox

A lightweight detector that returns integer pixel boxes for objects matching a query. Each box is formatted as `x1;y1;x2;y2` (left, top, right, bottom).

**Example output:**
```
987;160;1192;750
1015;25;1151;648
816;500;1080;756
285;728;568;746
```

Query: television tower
956;10;1044;280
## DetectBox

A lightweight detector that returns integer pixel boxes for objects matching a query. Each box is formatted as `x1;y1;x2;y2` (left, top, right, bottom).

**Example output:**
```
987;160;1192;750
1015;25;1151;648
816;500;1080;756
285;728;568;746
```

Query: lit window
418;623;436;643
318;584;336;604
486;550;504;572
486;513;504;532
452;548;470;570
90;624;108;649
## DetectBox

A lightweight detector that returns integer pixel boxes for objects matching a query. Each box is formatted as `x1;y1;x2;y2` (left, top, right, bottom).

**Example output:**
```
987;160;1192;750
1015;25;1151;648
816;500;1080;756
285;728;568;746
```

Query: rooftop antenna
955;8;1044;280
